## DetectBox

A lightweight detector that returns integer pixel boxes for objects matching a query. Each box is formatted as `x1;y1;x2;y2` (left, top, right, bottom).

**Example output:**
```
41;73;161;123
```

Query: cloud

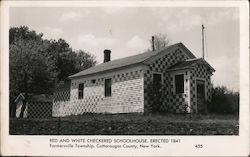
77;34;117;47
168;9;203;31
59;12;82;22
75;34;119;63
127;35;148;50
157;8;238;32
41;27;63;40
157;8;203;32
209;55;239;91
207;9;239;26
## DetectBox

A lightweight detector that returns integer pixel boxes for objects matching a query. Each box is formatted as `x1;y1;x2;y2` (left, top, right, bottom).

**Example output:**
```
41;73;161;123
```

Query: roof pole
202;24;205;59
152;36;155;51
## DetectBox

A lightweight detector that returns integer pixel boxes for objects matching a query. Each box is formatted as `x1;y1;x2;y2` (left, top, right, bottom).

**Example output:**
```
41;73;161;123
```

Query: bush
148;82;164;113
208;86;239;114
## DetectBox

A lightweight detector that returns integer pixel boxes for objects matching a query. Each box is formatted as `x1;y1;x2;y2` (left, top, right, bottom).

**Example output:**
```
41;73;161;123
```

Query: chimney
104;49;111;63
152;36;155;51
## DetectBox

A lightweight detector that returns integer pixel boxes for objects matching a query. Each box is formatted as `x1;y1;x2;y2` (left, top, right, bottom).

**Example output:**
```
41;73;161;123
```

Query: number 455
195;144;203;148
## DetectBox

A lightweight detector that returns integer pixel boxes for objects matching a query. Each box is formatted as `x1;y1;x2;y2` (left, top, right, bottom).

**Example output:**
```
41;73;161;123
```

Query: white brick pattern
53;69;144;116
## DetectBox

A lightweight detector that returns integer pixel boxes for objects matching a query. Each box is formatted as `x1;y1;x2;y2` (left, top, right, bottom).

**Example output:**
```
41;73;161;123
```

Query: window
175;74;184;94
78;83;84;99
153;73;162;88
91;79;96;84
105;78;112;97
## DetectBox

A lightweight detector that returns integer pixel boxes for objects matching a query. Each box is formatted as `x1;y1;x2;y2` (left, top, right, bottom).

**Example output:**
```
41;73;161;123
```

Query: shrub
208;86;239;114
148;82;164;113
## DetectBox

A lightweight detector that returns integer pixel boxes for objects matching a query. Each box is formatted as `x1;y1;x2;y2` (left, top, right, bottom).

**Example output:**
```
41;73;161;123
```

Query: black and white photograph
8;5;240;135
1;1;249;156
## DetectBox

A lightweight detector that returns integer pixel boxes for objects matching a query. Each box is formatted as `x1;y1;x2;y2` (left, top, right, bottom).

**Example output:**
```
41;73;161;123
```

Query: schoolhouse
53;42;215;116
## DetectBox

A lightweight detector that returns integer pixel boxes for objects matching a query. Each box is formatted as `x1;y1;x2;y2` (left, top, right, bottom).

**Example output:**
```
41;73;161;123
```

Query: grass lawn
9;113;239;135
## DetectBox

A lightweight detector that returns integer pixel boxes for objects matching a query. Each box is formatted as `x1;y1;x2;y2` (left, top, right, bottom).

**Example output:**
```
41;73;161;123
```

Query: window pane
153;73;162;89
78;83;84;99
175;74;184;94
105;79;111;97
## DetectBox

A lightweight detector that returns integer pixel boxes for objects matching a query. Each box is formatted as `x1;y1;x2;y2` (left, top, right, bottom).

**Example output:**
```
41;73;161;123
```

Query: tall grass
208;86;239;115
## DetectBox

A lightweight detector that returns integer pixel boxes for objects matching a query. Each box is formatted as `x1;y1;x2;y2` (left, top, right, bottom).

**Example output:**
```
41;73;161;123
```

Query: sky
10;7;239;91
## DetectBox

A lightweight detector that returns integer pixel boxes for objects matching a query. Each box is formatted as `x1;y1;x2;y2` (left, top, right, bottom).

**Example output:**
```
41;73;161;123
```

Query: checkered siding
144;48;190;113
53;69;144;117
53;90;71;117
53;89;70;102
27;101;52;118
190;64;212;113
168;71;191;113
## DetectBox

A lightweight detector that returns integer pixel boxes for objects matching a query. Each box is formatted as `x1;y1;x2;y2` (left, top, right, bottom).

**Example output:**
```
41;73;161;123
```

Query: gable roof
167;58;215;72
14;93;53;103
69;42;196;78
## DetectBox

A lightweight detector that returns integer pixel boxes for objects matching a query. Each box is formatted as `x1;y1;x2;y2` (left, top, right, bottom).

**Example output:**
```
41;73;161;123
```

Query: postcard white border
1;1;249;156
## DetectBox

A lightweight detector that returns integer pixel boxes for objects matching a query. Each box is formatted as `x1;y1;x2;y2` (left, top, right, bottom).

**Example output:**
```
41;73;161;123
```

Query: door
196;80;206;113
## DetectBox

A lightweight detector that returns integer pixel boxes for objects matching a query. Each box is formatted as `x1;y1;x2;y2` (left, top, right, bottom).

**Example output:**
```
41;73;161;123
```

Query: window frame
174;73;184;94
78;83;84;99
104;78;112;97
152;72;163;88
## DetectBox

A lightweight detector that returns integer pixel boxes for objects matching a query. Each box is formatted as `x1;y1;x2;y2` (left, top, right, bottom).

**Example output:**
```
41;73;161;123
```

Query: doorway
196;80;206;113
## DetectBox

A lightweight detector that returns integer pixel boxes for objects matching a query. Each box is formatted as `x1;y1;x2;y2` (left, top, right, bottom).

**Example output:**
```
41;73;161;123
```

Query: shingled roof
69;42;196;78
167;58;215;72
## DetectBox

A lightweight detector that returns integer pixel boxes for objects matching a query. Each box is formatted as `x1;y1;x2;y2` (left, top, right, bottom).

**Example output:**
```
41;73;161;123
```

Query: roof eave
200;58;216;72
189;58;215;72
142;43;181;64
143;42;196;65
69;62;144;79
14;93;25;103
166;67;194;72
179;42;196;58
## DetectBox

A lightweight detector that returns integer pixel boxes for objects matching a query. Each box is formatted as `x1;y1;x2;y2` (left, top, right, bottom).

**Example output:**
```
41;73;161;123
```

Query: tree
207;86;239;114
150;33;170;51
9;26;97;117
75;50;97;71
10;27;57;117
10;26;43;45
45;39;76;82
45;39;97;82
